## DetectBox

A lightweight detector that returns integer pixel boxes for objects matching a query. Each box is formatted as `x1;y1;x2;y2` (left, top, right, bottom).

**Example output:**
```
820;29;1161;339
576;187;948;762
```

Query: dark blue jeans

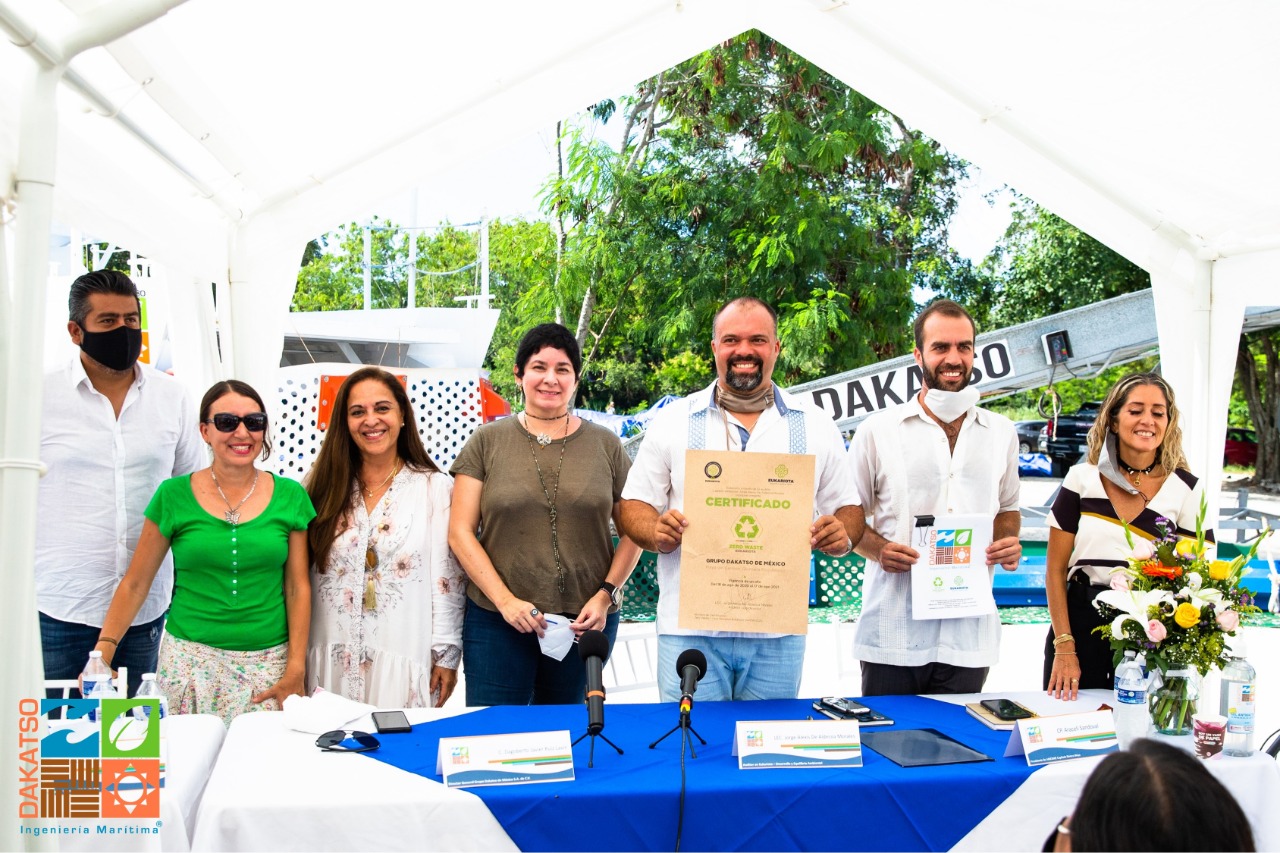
462;599;619;706
40;611;164;699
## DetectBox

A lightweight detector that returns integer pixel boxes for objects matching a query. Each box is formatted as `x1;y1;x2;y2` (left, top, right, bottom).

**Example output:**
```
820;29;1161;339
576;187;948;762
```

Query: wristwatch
832;537;853;558
598;581;621;608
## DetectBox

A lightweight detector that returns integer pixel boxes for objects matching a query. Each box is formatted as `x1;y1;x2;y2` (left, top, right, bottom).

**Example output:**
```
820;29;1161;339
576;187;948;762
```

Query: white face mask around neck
922;386;979;423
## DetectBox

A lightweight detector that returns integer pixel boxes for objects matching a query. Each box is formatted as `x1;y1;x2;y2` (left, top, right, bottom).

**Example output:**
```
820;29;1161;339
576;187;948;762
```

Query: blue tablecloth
366;695;1038;852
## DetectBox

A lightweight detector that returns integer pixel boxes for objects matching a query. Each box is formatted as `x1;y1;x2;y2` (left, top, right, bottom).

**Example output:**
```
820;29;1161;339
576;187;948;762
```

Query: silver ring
530;608;540;617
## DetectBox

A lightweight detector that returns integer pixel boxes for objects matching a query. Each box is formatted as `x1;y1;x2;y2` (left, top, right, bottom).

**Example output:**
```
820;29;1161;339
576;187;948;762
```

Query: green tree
528;30;971;409
1237;332;1279;487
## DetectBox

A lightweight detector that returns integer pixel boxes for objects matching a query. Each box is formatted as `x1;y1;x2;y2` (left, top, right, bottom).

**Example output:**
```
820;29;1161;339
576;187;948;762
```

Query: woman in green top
96;380;314;725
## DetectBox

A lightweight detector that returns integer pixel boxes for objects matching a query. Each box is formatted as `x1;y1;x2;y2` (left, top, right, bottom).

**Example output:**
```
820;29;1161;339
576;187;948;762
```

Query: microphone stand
572;727;623;769
648;696;707;757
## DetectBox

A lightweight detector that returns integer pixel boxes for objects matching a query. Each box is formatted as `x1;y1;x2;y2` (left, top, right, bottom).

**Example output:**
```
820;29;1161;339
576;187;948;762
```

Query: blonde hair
1085;372;1187;472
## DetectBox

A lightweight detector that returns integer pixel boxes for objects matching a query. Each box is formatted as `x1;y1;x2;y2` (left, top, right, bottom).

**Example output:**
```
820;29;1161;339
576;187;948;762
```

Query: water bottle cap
142;673;157;681
89;650;103;658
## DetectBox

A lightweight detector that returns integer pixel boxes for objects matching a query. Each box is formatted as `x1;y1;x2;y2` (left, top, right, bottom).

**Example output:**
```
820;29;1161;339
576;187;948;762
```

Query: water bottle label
1226;683;1255;733
1116;687;1146;704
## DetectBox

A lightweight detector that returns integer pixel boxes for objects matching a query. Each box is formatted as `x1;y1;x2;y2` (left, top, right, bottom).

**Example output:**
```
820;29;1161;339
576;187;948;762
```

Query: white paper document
910;513;997;620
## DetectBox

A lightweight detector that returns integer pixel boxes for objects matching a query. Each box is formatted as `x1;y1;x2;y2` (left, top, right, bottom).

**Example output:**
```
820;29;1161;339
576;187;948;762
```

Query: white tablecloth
936;690;1280;851
54;714;225;852
189;708;516;852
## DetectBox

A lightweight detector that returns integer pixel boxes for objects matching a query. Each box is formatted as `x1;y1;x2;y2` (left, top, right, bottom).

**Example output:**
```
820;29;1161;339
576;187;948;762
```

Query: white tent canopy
3;1;1279;827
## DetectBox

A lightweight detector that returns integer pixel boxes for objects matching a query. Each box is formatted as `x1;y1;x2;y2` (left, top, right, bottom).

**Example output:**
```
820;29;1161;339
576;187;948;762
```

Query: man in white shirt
849;299;1021;695
37;270;203;698
620;297;863;701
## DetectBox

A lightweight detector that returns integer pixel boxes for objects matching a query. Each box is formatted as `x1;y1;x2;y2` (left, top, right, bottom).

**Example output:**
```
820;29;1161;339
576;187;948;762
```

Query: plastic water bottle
1219;647;1257;757
81;650;113;723
133;673;168;720
1114;650;1149;749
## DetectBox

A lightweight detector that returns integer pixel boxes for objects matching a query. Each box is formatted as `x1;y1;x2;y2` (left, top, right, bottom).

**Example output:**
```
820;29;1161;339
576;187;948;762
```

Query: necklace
360;460;400;499
1117;454;1159;487
522;410;569;447
524;416;570;594
210;467;259;525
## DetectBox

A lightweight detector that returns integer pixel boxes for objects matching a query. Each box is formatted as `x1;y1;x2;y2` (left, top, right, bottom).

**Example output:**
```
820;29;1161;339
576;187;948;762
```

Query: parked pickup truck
1041;401;1102;477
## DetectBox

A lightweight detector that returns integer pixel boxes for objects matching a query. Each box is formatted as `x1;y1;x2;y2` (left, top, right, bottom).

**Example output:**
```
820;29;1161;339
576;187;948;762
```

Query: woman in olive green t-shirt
96;380;313;725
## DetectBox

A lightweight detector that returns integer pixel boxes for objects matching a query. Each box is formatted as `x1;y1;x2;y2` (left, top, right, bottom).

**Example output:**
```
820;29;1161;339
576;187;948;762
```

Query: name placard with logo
732;720;863;769
436;730;575;788
1004;710;1118;766
680;449;815;634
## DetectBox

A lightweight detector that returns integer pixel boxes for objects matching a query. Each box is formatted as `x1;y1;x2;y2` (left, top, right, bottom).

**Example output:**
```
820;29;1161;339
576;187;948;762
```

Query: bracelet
1051;633;1074;648
1054;651;1078;656
97;636;120;648
832;537;853;558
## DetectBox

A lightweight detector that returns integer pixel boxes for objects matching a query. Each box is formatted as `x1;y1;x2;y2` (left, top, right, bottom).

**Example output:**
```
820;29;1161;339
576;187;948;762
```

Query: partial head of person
67;269;143;374
912;299;976;393
514;323;581;417
1046;738;1254;852
710;296;780;396
1086;371;1186;473
198;380;272;462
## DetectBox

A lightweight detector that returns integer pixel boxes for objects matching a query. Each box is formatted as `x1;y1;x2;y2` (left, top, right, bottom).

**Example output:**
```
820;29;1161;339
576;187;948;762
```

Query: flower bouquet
1092;497;1268;734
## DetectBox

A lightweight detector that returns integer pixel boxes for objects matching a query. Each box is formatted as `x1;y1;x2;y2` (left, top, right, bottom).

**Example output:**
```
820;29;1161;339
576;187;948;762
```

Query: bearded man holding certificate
620;297;863;702
849;299;1022;696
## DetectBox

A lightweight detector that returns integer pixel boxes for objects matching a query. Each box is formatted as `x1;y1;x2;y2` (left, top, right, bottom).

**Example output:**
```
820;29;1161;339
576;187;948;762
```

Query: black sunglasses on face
315;730;380;753
205;412;268;432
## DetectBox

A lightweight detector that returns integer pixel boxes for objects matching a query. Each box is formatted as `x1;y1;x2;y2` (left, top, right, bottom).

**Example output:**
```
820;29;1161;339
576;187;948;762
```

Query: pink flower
1109;573;1131;591
1144;620;1168;643
1131;539;1155;561
1216;609;1240;632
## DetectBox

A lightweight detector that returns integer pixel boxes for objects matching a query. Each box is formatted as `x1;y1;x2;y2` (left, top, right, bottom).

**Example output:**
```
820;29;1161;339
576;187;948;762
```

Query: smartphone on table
979;698;1036;721
812;696;894;726
371;710;412;733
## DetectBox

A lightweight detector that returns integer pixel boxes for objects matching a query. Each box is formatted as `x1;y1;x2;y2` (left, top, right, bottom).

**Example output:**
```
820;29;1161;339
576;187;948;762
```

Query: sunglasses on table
315;730;380;753
205;412;269;432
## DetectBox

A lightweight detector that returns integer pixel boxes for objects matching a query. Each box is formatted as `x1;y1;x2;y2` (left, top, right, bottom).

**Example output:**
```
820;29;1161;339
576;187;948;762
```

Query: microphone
675;649;707;716
578;630;610;735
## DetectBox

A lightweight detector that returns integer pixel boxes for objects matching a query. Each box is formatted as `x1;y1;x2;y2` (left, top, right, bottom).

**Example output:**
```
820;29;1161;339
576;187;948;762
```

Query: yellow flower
1208;561;1232;581
1174;603;1201;629
1174;539;1202;559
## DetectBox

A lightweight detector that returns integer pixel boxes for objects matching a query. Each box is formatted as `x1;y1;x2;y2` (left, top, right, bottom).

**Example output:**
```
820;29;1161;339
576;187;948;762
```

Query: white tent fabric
3;2;1279;835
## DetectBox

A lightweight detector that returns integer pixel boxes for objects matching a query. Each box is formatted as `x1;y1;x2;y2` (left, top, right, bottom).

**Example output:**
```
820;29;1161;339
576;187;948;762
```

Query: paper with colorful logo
435;730;575;788
910;513;997;620
680;449;816;634
1004;710;1118;766
732;719;863;769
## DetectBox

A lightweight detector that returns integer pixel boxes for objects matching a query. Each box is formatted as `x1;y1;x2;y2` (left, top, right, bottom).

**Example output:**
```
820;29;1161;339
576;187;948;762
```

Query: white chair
603;629;659;695
43;679;80;698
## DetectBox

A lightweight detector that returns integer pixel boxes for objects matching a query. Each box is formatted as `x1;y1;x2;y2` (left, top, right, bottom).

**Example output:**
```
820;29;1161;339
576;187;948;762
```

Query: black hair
1069;738;1254;851
514;323;582;379
199;380;273;461
68;270;140;325
912;298;976;350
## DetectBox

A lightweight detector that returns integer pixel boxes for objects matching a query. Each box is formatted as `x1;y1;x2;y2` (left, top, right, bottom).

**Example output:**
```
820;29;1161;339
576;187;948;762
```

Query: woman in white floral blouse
305;368;466;707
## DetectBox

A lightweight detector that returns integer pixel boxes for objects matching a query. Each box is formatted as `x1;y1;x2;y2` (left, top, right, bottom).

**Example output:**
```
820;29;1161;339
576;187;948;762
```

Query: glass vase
1149;668;1199;735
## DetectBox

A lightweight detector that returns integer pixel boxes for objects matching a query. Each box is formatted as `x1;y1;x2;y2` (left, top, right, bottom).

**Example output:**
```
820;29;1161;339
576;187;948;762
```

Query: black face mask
78;324;143;372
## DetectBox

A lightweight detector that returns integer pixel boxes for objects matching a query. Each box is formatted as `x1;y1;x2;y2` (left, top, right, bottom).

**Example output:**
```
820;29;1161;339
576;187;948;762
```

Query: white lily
1176;583;1225;613
1095;588;1175;636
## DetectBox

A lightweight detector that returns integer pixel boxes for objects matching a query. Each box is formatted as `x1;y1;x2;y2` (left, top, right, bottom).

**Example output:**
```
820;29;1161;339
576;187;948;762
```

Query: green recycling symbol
932;576;944;588
734;515;760;539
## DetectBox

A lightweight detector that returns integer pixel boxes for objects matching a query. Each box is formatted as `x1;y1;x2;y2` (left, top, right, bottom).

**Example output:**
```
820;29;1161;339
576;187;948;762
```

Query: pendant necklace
1117;455;1158;488
210;467;259;525
360;460;400;499
523;409;569;447
525;414;571;593
359;463;399;610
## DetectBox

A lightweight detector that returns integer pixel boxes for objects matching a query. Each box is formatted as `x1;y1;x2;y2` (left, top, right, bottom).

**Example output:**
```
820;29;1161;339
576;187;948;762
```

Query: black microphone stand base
572;729;623;768
649;717;707;757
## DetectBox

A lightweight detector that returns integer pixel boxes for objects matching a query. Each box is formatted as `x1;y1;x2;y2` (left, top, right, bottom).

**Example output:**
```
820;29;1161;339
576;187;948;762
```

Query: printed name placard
436;730;575;788
1005;710;1118;766
732;720;863;769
